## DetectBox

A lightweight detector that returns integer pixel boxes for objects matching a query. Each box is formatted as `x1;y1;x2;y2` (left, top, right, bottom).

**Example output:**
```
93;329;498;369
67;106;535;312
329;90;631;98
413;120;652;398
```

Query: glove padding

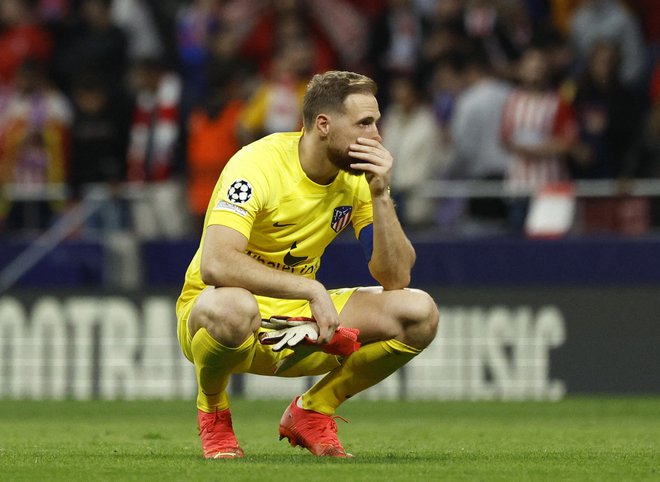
259;323;319;352
259;316;361;356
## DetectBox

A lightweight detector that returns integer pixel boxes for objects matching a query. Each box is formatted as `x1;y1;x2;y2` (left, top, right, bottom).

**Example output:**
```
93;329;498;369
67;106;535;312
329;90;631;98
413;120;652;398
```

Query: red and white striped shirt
501;89;577;192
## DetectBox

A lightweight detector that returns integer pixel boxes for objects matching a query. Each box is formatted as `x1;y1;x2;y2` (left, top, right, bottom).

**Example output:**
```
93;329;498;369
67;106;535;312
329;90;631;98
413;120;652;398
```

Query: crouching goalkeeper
175;71;440;459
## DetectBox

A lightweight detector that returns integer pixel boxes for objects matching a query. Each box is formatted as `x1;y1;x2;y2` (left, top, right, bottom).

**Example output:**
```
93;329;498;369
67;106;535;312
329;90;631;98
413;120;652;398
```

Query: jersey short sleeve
206;146;270;239
351;175;374;239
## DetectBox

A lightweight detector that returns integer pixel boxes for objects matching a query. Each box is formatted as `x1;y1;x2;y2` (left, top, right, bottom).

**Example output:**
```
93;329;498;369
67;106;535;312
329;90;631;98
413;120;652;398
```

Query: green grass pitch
0;398;658;481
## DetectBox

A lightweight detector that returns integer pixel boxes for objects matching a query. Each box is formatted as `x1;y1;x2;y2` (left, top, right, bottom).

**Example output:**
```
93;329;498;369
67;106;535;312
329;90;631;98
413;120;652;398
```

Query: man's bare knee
191;287;261;347
401;289;440;349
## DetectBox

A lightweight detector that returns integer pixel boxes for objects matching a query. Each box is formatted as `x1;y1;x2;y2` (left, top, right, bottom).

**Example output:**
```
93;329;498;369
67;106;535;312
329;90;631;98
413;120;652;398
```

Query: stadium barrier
2;180;659;400
1;284;658;401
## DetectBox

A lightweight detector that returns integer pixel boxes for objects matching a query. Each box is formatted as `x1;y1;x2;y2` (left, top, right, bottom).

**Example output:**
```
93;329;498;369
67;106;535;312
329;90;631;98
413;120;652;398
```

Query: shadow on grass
194;452;448;465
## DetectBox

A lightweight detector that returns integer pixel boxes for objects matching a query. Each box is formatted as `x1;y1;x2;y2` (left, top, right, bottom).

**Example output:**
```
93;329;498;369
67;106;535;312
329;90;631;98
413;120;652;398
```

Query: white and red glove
258;316;361;372
259;322;319;352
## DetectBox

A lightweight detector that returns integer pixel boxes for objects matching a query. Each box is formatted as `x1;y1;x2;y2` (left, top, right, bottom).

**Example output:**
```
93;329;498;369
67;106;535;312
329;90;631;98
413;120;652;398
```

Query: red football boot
197;408;244;459
279;397;352;458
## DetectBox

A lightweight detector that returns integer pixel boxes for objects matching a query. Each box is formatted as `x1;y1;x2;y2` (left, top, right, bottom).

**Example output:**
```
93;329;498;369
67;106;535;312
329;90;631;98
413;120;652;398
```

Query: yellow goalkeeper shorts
176;287;357;377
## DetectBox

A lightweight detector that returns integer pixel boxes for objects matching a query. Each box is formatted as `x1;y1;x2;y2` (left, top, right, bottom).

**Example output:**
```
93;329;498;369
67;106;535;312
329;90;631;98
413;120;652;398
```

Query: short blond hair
302;71;377;129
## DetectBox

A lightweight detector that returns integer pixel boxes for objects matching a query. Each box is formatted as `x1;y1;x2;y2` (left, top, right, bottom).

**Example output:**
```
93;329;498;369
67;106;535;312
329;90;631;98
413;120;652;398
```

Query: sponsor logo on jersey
283;241;308;267
246;249;318;275
214;200;248;217
331;206;352;233
227;179;253;204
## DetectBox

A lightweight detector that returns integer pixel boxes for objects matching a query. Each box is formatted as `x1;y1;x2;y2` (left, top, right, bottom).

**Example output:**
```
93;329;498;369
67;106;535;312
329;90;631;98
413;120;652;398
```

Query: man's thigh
177;287;358;375
338;287;433;344
247;287;357;376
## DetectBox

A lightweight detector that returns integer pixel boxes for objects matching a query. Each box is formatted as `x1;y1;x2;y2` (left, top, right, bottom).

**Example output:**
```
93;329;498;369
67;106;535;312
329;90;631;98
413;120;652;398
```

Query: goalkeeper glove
259;322;319;352
259;316;361;355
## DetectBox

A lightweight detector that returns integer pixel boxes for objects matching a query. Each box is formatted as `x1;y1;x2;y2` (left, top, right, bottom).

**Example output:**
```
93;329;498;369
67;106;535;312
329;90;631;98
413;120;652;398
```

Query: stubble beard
327;142;362;177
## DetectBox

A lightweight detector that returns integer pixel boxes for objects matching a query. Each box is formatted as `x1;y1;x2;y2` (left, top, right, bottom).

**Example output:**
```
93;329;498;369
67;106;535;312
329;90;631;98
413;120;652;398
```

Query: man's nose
371;125;382;143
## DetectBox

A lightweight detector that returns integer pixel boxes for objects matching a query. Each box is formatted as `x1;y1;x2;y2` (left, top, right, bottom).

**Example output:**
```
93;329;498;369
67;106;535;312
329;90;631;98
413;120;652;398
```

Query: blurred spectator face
14;61;44;93
432;0;463;22
74;86;107;115
276;15;306;44
129;61;162;93
390;77;418;109
1;0;30;25
588;41;620;87
518;48;549;89
270;39;313;79
432;61;463;95
209;29;239;59
80;0;111;29
286;39;314;77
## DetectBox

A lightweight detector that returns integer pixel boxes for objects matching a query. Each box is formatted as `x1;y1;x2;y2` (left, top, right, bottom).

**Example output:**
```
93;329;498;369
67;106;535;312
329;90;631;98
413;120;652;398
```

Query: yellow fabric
302;339;421;415
176;286;356;363
178;287;358;411
191;329;254;412
176;131;373;313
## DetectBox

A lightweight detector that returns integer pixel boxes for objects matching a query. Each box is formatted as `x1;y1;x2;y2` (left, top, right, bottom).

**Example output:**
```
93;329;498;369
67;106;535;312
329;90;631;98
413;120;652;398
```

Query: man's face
518;49;548;89
325;93;382;175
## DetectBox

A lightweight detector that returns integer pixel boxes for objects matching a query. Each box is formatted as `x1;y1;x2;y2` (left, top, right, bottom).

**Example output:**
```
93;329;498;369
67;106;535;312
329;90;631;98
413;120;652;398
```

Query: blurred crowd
1;0;660;239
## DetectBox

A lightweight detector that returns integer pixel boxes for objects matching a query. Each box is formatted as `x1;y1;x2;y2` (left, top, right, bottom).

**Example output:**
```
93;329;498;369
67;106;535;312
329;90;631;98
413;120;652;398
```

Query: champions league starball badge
227;179;253;204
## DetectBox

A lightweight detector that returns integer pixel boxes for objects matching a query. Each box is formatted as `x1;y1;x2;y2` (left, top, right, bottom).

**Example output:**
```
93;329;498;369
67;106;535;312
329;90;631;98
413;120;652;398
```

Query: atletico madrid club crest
331;206;352;233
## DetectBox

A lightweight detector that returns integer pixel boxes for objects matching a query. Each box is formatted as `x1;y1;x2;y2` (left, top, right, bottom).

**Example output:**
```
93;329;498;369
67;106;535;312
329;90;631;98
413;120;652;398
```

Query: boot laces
199;410;235;442
309;414;348;446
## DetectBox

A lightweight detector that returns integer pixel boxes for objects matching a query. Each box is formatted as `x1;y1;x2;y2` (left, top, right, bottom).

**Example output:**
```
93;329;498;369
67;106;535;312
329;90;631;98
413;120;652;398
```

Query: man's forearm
202;249;324;302
368;194;416;290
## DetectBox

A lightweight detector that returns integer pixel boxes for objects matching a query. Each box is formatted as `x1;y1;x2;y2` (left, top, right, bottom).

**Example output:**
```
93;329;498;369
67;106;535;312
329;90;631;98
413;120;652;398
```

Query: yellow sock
302;339;421;415
191;328;254;413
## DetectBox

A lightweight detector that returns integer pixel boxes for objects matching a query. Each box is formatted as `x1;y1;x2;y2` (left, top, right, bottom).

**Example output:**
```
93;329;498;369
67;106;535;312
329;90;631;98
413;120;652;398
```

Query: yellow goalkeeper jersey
177;131;374;308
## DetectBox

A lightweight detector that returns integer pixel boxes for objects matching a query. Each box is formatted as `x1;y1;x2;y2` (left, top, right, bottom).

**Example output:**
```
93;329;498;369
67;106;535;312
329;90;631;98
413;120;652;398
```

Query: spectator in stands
186;69;244;232
0;0;53;86
500;45;580;232
231;0;339;76
571;39;645;179
368;0;425;105
110;0;164;61
569;40;648;234
621;74;660;228
627;0;660;69
53;0;128;95
548;0;581;36
449;47;512;226
175;0;224;118
238;38;313;143
0;59;71;233
68;74;130;234
463;0;527;78
381;74;443;228
428;53;465;132
125;57;187;239
420;7;470;79
35;0;71;23
651;61;660;110
569;0;646;89
206;26;256;87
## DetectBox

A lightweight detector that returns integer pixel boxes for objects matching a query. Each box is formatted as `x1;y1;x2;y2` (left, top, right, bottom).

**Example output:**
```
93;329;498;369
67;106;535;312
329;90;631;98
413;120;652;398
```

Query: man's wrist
305;279;326;302
371;190;393;204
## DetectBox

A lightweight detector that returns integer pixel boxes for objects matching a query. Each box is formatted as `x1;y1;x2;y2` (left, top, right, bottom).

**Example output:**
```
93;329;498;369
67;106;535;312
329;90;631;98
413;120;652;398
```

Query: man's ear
316;114;330;139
